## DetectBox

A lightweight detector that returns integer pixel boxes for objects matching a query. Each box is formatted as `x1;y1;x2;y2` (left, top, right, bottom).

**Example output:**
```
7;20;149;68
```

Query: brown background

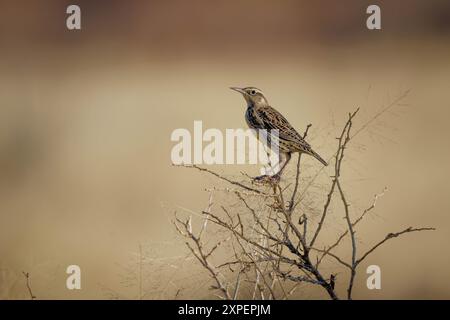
1;0;449;299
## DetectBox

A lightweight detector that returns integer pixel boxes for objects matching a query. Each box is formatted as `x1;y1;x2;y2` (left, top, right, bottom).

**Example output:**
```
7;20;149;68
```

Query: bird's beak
230;87;246;94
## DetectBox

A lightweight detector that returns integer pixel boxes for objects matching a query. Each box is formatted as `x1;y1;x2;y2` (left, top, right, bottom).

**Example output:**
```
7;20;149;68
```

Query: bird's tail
310;150;328;166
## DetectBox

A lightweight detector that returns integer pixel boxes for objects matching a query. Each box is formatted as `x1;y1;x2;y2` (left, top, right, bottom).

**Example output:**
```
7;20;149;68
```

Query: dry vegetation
173;91;435;300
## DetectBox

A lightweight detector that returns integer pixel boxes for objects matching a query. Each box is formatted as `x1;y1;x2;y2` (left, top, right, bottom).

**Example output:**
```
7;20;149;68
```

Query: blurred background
1;0;450;299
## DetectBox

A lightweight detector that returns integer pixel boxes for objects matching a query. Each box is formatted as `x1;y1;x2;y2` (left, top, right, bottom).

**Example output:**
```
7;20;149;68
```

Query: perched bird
230;87;327;180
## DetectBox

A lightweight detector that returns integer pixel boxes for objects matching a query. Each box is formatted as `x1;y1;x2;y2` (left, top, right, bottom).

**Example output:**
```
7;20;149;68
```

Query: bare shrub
173;90;435;300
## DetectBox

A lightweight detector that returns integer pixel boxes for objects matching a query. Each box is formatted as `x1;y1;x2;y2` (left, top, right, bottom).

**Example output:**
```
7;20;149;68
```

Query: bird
230;86;327;181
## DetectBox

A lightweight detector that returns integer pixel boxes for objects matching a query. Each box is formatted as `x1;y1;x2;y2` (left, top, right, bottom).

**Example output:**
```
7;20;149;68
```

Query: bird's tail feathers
310;150;328;166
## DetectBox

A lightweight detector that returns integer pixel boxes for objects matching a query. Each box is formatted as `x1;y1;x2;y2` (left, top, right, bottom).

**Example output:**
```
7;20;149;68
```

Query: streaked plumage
231;86;327;179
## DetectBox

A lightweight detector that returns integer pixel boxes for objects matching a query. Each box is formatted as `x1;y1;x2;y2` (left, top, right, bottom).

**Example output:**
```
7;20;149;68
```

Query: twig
173;212;231;300
316;187;387;267
309;109;359;248
177;164;266;195
356;227;435;265
335;111;358;299
22;272;36;300
288;124;311;212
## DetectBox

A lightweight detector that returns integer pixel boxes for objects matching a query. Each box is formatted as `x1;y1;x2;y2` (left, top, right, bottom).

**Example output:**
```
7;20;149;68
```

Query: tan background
1;0;449;299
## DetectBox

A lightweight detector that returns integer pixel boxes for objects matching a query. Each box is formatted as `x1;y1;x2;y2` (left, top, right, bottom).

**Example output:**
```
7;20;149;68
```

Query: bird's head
230;87;268;107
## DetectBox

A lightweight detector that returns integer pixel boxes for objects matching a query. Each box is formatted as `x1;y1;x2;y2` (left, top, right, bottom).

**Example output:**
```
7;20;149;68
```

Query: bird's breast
245;107;262;129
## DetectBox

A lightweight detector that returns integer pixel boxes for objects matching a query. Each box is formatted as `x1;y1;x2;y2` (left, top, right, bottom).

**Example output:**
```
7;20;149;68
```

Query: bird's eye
250;90;256;95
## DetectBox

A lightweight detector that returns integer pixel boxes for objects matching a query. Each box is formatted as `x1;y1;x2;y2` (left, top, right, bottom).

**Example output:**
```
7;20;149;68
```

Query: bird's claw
252;174;281;185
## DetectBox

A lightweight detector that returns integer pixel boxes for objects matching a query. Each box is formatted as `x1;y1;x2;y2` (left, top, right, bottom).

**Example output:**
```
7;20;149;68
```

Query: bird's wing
256;105;314;153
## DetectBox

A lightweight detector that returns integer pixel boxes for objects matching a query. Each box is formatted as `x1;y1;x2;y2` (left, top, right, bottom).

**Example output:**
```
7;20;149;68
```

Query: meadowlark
230;87;327;181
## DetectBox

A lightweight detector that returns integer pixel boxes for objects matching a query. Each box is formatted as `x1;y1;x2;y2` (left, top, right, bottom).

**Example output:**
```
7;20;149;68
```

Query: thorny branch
173;91;434;300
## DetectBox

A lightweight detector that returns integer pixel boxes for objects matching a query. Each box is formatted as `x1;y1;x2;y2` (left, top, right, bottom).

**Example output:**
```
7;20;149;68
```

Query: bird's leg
253;147;276;181
271;152;291;181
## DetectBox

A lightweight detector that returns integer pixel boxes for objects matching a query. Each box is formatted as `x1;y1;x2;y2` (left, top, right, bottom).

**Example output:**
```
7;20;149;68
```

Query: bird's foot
252;174;281;185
